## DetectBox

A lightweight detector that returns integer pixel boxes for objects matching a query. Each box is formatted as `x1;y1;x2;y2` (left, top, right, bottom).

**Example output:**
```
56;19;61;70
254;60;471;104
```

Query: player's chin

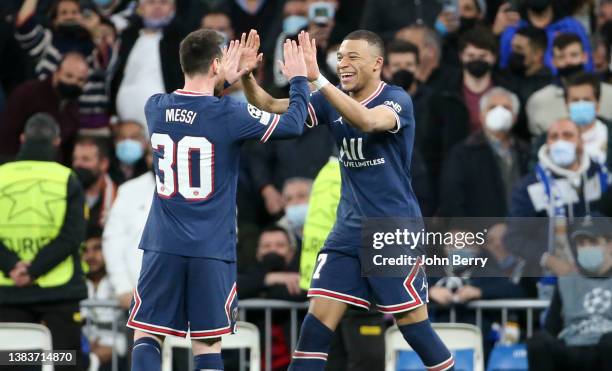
340;81;357;92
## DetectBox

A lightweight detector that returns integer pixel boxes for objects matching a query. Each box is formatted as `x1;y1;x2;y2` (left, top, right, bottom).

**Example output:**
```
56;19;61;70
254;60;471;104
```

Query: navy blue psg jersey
307;82;422;252
139;78;309;260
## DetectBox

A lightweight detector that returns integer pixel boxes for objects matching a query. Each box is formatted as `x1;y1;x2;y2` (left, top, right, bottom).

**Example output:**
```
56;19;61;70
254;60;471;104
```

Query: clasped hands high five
222;29;322;85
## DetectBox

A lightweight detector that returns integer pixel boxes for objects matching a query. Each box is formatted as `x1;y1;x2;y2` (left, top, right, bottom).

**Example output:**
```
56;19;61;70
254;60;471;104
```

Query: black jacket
110;18;188;113
0;142;87;304
438;131;530;217
422;69;515;192
360;0;441;41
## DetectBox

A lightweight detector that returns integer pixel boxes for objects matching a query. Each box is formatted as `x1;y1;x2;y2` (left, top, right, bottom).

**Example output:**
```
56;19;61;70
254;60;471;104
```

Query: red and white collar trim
359;81;386;106
174;89;213;96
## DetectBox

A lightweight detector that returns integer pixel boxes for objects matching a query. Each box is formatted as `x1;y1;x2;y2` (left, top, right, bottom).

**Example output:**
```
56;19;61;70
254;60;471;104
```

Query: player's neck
183;76;216;96
350;79;382;103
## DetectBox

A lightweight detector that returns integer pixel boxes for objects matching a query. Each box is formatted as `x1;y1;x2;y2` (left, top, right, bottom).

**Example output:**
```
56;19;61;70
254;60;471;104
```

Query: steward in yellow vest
0;113;86;305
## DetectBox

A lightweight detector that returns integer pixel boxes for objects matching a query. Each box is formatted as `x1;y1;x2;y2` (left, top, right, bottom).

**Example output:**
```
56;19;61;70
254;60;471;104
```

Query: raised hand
278;39;307;81
298;31;321;82
221;38;249;85
239;29;263;75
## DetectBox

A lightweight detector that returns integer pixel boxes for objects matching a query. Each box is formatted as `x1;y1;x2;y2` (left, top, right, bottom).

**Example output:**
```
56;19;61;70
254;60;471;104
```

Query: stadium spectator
360;0;442;41
438;87;529;217
72;136;116;234
111;0;187;128
238;225;306;371
497;0;593;74
527;33;612;136
0;114;87;371
422;26;503;191
201;9;235;42
277;177;313;246
395;24;458;93
110;120;149;184
102;165;154;310
0;52;88;164
383;39;434;149
15;0;113;130
503;26;552;103
527;219;612;371
563;72;612;166
82;228;128;371
507;119;612;274
597;0;612;29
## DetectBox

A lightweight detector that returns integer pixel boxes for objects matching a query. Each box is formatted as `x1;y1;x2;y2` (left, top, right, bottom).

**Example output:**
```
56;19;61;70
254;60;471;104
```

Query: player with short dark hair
127;28;310;371
239;29;455;371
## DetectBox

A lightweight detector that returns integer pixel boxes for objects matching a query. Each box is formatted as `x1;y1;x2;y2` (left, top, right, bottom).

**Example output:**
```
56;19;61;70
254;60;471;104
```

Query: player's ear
373;56;384;72
211;58;220;75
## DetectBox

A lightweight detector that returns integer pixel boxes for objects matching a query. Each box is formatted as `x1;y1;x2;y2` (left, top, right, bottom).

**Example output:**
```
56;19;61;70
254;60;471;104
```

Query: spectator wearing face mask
564;72;612;166
15;0;114;130
423;26;511;192
497;0;593;74
277;177;313;248
383;39;433;150
395;24;459;94
504;26;552;103
72;136;117;233
238;225;305;371
110;120;149;184
507;119;612;274
438;87;529;217
527;33;612;136
111;0;187;129
527;219;612;371
0;52;88;164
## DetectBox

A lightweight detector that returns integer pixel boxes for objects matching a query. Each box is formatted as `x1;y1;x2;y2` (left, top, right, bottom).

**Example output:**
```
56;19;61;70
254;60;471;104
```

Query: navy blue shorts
307;249;429;314
127;250;238;339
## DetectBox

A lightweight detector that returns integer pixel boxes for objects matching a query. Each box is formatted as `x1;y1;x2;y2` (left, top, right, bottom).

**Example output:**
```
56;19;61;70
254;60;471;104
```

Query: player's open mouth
340;72;356;83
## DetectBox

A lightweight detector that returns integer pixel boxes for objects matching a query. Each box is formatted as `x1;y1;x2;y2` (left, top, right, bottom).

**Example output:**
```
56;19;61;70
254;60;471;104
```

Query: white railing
79;298;549;371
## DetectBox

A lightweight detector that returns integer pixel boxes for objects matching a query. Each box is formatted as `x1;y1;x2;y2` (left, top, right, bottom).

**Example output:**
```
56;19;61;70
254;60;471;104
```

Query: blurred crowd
1;0;612;370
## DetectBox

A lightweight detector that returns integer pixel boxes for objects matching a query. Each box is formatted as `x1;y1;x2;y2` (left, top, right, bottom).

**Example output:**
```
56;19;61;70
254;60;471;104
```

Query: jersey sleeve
377;87;415;134
144;94;163;136
306;90;331;128
227;76;310;143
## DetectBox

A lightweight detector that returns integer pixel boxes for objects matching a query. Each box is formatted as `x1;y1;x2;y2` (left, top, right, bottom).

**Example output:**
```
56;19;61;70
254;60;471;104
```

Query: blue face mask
143;12;175;29
285;203;308;228
577;246;605;273
116;139;144;165
549;140;577;167
569;101;597;126
283;15;308;34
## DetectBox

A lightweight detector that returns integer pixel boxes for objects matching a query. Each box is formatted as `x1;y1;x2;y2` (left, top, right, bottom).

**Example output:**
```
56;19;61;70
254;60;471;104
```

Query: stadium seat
161;321;261;371
0;322;54;371
486;344;528;371
385;323;485;371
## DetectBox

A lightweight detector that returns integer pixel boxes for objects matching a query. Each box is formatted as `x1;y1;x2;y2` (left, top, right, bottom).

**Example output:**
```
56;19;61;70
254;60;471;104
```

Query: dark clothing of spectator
0;77;79;164
248;125;336;192
0;21;29;97
237;254;305;302
438;131;530;217
109;157;149;186
412;83;434;151
110;18;187;113
360;0;441;41
422;69;512;193
228;0;285;56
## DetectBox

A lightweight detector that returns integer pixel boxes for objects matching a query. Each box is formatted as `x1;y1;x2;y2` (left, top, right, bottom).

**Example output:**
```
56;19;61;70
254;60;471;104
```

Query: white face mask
549;140;577;167
485;106;513;132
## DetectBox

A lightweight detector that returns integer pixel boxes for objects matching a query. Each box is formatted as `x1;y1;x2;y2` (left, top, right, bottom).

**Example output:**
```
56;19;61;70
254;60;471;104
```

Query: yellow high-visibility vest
0;160;74;287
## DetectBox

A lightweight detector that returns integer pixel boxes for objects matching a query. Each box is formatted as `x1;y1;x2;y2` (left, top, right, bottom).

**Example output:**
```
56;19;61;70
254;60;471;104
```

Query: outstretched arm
239;30;289;114
298;31;397;133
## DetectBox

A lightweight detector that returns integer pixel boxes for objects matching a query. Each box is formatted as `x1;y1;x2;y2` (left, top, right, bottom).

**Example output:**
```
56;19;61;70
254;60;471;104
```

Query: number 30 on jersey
151;133;213;200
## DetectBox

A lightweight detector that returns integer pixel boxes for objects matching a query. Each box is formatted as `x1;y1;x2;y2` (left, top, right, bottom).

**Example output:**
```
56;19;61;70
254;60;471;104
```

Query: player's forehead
338;39;375;57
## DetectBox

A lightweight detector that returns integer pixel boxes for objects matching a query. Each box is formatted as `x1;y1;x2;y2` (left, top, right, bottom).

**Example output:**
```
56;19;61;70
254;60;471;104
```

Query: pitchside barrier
78;298;549;371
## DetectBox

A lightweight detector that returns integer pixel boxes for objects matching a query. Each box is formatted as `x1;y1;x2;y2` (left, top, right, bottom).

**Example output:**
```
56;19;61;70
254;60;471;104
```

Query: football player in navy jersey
239;30;455;371
127;29;311;371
